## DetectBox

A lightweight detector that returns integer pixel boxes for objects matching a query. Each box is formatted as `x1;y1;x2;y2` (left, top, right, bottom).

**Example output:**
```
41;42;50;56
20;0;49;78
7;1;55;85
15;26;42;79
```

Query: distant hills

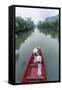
37;14;59;31
45;15;59;22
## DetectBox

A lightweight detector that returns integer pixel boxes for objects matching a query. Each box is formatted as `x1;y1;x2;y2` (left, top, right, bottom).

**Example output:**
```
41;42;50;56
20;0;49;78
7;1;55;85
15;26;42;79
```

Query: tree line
37;18;59;31
16;17;35;34
16;15;59;35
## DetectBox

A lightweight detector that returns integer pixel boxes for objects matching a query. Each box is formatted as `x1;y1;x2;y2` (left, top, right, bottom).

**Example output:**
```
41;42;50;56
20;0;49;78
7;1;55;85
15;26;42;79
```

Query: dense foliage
37;17;59;31
16;17;35;34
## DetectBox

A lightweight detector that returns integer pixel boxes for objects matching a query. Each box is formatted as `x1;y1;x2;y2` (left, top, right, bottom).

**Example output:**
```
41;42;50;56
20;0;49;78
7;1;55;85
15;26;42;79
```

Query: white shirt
37;55;42;63
37;55;42;76
34;55;42;63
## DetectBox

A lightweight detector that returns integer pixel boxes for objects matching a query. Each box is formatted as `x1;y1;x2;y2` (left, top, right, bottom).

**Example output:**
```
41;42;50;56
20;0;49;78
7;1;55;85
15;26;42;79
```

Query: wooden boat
22;48;47;83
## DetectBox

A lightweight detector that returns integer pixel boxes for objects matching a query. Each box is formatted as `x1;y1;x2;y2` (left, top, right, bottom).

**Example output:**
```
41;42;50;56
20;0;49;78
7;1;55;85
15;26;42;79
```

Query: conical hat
33;48;38;54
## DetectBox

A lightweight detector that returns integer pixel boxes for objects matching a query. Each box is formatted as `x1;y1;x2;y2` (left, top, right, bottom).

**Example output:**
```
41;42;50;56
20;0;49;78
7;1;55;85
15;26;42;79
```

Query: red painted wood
22;48;47;83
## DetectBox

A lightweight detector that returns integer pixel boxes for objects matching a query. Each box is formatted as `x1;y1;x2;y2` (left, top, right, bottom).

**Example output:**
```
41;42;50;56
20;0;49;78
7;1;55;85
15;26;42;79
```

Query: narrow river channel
15;28;59;83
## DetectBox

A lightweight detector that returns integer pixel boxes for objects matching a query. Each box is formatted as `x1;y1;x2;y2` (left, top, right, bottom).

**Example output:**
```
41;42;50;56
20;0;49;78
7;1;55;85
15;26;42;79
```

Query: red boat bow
22;48;47;83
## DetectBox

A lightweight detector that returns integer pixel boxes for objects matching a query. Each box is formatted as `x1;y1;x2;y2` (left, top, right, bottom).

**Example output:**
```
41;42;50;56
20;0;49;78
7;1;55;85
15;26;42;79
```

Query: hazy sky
16;7;59;24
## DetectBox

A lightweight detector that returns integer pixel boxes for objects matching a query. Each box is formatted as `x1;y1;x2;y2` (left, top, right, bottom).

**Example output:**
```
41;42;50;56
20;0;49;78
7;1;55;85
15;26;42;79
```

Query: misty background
16;7;59;24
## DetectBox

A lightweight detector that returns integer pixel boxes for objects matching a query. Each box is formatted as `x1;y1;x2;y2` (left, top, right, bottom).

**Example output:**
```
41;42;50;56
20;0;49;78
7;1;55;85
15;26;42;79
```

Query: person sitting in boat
33;48;42;76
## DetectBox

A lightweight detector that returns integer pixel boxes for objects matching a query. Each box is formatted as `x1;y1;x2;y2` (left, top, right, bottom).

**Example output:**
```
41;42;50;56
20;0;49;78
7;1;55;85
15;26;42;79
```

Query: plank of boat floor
30;64;37;67
27;76;45;80
27;80;47;83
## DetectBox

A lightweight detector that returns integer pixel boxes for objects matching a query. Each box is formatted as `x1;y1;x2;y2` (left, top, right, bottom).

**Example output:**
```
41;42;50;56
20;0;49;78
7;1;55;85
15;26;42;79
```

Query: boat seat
30;64;37;67
27;76;45;80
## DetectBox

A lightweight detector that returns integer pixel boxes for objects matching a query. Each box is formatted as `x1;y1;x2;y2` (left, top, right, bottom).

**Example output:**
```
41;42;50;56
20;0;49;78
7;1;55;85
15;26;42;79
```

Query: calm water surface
15;28;59;83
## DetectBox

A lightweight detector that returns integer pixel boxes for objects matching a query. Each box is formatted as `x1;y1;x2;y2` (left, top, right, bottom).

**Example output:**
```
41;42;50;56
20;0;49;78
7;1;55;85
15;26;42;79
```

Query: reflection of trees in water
16;28;59;49
16;30;33;49
39;29;59;39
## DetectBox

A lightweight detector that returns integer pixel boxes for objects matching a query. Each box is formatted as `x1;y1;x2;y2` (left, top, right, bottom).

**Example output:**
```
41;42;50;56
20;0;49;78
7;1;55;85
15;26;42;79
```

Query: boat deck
22;48;47;83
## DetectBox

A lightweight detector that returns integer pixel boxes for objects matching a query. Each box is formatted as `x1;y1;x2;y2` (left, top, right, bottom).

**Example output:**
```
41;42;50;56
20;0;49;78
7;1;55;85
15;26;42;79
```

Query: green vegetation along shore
16;17;35;35
37;15;59;31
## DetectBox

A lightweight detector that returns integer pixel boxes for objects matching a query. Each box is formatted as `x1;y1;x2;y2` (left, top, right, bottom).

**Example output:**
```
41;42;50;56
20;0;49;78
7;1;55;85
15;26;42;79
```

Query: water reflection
15;28;59;83
39;29;59;39
15;30;33;49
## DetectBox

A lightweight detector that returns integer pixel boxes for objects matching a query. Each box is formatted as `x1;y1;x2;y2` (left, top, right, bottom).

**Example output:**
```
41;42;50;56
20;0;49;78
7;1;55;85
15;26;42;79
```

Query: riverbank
16;30;33;49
